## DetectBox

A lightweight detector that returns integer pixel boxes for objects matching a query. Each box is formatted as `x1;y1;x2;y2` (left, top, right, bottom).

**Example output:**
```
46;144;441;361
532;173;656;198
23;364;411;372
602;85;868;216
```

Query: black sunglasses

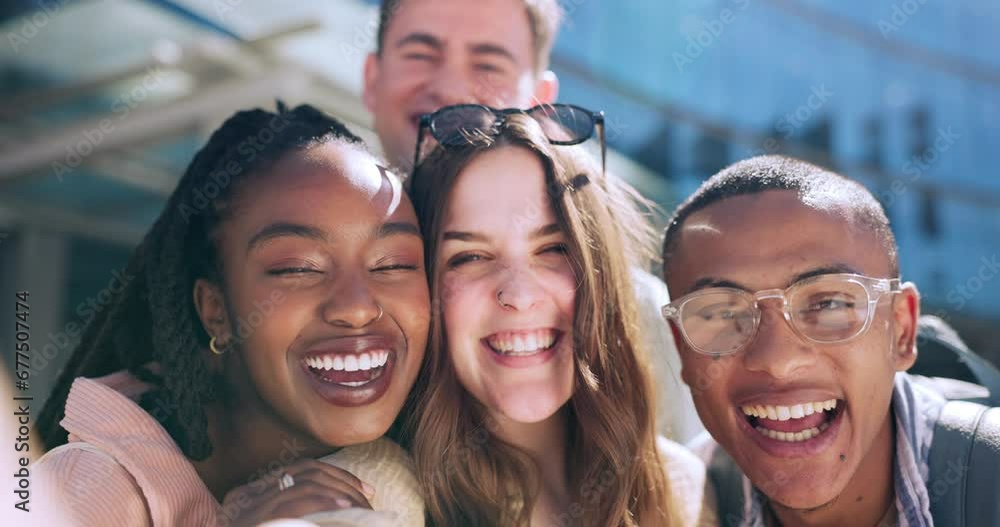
413;103;606;174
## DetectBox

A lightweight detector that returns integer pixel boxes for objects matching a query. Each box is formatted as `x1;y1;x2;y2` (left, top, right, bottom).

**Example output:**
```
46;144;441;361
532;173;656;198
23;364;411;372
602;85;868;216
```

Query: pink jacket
36;371;220;525
35;371;423;526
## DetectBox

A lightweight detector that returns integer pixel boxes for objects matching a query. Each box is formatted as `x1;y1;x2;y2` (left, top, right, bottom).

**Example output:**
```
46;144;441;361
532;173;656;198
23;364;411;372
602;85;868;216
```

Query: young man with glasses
660;155;999;527
362;0;703;443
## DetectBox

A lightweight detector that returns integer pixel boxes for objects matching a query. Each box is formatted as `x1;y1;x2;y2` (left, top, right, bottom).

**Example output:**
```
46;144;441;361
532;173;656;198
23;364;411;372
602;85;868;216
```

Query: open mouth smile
298;335;402;407
737;397;847;456
481;328;563;368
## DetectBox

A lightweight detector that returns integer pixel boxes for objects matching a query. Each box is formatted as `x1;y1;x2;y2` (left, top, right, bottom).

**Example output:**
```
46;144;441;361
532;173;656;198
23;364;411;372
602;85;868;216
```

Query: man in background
361;0;703;442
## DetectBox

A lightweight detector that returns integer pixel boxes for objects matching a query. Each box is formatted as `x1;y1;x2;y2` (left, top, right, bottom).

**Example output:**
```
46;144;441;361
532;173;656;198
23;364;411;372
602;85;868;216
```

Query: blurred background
1;0;998;405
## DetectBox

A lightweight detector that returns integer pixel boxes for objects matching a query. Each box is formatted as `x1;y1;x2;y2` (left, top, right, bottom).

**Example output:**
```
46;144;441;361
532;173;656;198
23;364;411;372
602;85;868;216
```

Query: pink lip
735;400;847;458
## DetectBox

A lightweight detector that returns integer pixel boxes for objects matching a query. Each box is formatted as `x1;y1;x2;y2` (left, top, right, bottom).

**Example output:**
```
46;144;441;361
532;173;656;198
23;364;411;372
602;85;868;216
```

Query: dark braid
38;102;364;460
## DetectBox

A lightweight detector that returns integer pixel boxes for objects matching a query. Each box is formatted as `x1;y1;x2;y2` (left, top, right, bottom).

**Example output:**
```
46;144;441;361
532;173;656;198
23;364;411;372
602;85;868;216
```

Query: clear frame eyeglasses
661;273;902;357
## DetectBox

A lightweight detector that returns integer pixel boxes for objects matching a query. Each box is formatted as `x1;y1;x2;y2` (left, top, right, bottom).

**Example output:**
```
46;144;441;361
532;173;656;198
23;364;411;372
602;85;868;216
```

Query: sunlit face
437;146;576;423
665;190;918;510
363;0;553;168
209;142;430;446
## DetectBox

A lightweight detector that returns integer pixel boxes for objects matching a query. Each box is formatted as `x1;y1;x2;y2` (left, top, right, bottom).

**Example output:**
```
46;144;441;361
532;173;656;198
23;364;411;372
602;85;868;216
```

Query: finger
287;459;375;498
266;489;368;519
292;469;373;509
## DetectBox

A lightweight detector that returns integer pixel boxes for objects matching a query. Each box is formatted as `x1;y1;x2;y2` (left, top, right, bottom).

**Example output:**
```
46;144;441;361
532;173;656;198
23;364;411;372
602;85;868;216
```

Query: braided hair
38;102;364;460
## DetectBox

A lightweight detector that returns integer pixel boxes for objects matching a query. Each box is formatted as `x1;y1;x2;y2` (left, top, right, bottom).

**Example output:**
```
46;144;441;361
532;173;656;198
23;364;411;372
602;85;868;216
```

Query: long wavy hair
398;114;680;526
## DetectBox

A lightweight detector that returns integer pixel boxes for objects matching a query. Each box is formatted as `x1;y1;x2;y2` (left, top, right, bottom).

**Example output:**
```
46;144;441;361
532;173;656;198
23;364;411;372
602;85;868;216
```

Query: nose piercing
497;289;511;309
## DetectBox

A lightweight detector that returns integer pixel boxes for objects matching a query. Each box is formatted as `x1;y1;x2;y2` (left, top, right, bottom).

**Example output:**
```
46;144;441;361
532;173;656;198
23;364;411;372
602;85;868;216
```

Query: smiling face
199;142;429;446
363;0;557;168
664;190;919;510
436;146;576;423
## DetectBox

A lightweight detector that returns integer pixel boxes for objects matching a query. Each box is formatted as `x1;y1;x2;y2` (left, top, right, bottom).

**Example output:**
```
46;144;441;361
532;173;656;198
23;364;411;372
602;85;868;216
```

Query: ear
193;278;232;359
533;70;559;104
891;282;920;372
362;53;380;114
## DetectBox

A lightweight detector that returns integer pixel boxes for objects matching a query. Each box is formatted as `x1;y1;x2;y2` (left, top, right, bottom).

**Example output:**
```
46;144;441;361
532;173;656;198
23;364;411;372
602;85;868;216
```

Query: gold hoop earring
209;336;226;355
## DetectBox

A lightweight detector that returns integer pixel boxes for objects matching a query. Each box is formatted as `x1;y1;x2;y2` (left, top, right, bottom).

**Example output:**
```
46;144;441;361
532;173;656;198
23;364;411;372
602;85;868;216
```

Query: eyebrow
468;42;516;63
789;264;861;284
442;223;562;243
376;221;422;239
248;221;421;254
395;32;443;51
686;264;863;295
248;222;327;254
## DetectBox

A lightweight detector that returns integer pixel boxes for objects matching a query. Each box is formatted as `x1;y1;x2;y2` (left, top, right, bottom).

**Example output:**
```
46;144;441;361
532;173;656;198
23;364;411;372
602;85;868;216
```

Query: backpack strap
707;443;748;527
928;400;1000;526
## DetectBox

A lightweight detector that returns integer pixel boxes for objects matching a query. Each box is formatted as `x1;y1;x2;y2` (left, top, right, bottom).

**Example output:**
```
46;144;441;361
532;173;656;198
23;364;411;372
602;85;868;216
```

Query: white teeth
742;399;841;422
344;355;358;372
487;329;557;355
755;426;822;442
307;351;391;372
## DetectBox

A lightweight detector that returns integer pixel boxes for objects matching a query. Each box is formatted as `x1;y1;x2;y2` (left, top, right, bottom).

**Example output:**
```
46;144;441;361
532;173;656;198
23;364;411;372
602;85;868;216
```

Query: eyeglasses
661;273;902;357
413;103;606;173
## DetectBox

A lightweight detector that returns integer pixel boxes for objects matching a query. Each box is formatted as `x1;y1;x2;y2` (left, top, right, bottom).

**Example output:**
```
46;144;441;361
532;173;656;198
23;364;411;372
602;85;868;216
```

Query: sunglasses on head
412;103;606;174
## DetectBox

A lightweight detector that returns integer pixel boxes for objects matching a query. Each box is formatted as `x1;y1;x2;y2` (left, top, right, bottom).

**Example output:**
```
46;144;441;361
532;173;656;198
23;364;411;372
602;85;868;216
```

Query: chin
493;389;569;424
314;410;394;447
744;458;847;511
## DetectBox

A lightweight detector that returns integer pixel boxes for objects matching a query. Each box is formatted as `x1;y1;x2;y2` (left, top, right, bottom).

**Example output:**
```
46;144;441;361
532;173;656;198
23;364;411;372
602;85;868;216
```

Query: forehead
445;146;552;230
385;0;536;62
234;142;410;225
669;190;892;289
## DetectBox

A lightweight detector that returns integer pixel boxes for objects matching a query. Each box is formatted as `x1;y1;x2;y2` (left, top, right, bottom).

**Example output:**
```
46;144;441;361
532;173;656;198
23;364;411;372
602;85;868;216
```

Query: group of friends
32;0;1000;526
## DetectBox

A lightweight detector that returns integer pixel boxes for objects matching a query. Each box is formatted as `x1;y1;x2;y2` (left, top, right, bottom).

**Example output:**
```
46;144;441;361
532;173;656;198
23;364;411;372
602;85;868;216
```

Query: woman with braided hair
35;103;429;526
